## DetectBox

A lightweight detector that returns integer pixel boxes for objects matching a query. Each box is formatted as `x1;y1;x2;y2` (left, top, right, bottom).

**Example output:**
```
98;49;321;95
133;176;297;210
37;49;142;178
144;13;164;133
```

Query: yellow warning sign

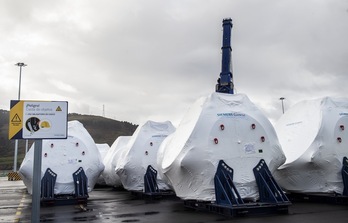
9;100;68;140
11;113;21;122
9;101;24;139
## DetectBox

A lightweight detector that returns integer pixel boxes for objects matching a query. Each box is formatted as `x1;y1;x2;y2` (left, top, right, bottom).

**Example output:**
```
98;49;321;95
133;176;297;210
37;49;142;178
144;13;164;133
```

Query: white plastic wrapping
97;143;110;159
157;92;285;201
274;97;348;194
19;120;105;195
96;143;110;185
102;136;131;187
115;120;176;191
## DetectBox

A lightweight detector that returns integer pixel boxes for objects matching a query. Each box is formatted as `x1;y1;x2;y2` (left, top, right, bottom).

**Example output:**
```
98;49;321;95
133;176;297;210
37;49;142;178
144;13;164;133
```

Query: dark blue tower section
216;18;234;94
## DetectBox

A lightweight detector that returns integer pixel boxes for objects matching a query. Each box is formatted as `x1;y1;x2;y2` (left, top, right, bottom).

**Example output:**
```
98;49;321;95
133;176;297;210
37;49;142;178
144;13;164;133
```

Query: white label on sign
22;101;68;139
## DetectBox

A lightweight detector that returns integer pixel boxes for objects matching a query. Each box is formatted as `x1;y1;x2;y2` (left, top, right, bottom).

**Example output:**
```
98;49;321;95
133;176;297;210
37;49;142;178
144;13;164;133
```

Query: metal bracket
214;160;244;206
72;167;89;199
41;168;57;201
144;165;160;194
253;159;290;203
342;157;348;196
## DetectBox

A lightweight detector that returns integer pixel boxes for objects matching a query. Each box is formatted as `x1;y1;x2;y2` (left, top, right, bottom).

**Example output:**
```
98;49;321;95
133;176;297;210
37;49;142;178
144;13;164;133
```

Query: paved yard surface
1;177;348;222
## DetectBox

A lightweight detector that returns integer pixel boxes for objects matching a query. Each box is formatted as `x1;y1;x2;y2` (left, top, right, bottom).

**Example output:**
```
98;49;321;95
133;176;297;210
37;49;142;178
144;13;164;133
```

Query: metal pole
13;140;18;171
279;97;285;114
13;62;27;172
25;140;29;154
31;139;42;223
18;65;22;99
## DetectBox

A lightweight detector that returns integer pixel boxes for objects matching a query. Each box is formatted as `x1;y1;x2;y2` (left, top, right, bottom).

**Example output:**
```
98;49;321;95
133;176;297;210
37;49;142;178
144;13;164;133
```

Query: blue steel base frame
342;156;348;196
40;167;89;206
184;200;289;217
131;165;176;200
214;160;244;206
287;192;348;204
41;168;57;202
253;159;290;204
184;159;290;217
73;167;89;199
144;165;160;194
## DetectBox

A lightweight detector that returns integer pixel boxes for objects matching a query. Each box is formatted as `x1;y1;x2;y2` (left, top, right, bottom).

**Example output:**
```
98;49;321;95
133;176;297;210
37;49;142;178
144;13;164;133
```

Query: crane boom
216;18;234;94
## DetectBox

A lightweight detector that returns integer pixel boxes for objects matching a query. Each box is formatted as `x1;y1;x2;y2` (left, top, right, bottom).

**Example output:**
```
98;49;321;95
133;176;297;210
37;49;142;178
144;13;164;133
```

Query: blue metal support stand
40;167;89;206
184;159;290;217
144;165;160;194
214;160;244;206
72;167;89;199
131;165;176;199
41;168;57;202
253;159;290;203
341;157;348;196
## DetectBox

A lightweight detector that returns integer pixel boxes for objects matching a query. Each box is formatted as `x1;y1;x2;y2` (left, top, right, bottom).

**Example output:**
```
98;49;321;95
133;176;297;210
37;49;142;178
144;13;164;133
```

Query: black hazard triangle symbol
11;114;21;122
56;106;62;112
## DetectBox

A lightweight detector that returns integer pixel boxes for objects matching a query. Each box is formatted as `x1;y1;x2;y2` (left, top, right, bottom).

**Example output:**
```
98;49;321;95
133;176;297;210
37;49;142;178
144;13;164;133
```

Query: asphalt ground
1;177;348;223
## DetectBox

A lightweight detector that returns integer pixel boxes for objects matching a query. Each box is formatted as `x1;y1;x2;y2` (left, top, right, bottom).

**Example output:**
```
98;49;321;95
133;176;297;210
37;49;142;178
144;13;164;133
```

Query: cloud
1;0;348;127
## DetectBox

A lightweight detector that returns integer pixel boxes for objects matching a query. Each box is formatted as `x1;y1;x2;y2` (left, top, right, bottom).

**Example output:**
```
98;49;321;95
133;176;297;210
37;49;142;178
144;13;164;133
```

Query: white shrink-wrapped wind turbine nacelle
96;143;110;185
97;143;110;160
274;97;348;194
157;92;285;201
19;120;105;195
115;120;176;191
102;136;131;187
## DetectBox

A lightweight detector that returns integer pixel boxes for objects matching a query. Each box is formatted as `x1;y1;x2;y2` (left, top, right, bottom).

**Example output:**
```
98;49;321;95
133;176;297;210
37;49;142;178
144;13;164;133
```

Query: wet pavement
1;177;348;222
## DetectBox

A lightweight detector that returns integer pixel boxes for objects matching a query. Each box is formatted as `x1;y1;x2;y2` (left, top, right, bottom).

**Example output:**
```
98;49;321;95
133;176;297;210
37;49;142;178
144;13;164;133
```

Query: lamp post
13;62;27;172
15;63;26;100
279;97;285;114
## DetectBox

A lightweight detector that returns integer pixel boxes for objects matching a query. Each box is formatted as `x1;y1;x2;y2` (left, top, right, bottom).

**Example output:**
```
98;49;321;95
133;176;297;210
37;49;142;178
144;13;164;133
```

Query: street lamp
13;62;27;172
15;62;27;100
279;97;285;114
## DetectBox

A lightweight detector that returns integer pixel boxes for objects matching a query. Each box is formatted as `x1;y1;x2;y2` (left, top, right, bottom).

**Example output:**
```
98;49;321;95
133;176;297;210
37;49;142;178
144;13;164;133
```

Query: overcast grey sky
1;0;348;125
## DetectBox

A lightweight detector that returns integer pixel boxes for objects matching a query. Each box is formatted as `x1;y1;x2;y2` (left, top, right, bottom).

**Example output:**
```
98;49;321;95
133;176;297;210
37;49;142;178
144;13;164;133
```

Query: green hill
0;109;137;170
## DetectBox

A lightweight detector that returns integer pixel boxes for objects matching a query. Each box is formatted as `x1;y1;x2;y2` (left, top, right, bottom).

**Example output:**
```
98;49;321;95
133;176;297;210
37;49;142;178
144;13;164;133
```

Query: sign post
9;100;68;223
31;139;42;223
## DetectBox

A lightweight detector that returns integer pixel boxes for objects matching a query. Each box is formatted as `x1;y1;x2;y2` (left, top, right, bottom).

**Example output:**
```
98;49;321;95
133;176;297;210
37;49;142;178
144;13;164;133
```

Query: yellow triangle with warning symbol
11;113;21;122
56;106;62;111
